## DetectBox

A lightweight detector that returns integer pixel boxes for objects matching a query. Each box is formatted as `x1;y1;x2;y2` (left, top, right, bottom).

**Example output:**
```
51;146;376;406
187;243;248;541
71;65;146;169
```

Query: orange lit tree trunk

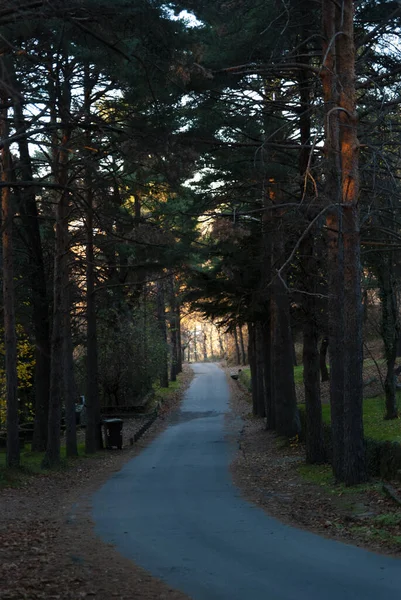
321;0;366;484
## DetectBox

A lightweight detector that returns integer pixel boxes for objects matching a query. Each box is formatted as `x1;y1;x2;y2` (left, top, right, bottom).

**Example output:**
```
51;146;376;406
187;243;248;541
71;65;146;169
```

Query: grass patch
298;463;380;495
293;365;304;384
374;512;401;526
298;463;333;487
154;378;180;400
0;441;97;488
321;396;401;443
238;367;252;391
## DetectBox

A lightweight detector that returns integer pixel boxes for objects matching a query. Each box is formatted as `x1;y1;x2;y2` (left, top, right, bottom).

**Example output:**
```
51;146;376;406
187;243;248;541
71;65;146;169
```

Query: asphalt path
93;363;401;600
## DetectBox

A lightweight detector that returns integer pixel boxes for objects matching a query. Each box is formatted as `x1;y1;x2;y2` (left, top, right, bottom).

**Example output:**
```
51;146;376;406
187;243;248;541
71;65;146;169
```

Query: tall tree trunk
202;328;208;362
297;32;325;463
63;286;78;457
261;319;274;429
319;337;330;382
1;101;19;468
156;279;169;388
84;67;102;454
254;322;266;418
321;1;344;481
247;322;260;415
337;0;366;486
194;328;198;362
377;254;399;420
271;273;300;438
43;57;72;468
321;0;366;484
43;150;68;468
270;202;300;438
233;327;241;365
209;325;214;359
176;304;182;373
168;274;178;381
218;332;225;357
238;326;246;365
301;236;326;464
13;93;50;452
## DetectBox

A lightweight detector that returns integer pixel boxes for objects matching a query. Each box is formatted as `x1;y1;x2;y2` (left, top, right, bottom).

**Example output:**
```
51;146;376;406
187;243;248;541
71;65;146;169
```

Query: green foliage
374;512;401;526
238;367;251;391
0;326;36;428
298;463;380;494
76;301;169;409
320;396;401;443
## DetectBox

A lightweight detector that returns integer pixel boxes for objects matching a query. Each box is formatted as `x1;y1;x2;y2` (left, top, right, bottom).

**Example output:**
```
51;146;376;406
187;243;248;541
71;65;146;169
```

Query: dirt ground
227;370;401;558
0;368;194;600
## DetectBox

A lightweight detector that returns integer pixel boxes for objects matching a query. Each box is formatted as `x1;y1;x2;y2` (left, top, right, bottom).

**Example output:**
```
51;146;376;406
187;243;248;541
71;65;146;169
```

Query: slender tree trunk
297;33;325;463
13;94;50;452
194;328;198;362
43;171;66;468
319;337;330;382
270;205;300;438
321;0;366;484
337;0;365;486
291;336;298;367
156;279;169;388
176;304;182;373
301;235;326;464
85;182;102;452
377;255;399;420
202;329;208;362
233;327;241;365
84;68;102;454
271;275;300;437
1;102;19;468
43;59;72;468
218;332;225;357
321;1;345;481
168;274;178;381
260;319;274;429
247;322;260;415
63;287;78;457
238;326;246;365
254;322;266;418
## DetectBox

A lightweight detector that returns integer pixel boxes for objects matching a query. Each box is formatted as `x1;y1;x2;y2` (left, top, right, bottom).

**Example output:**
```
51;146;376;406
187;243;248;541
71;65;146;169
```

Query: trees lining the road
1;0;401;484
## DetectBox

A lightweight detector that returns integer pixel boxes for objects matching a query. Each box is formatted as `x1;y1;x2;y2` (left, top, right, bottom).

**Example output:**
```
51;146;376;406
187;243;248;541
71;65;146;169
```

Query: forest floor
227;369;401;558
0;367;193;600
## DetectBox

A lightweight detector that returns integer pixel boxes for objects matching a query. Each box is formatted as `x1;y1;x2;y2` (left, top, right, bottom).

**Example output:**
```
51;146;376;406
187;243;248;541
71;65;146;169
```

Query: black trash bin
103;418;123;449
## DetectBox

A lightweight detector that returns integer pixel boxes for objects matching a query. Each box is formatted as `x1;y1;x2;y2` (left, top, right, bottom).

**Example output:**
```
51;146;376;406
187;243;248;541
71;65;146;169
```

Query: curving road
93;363;401;600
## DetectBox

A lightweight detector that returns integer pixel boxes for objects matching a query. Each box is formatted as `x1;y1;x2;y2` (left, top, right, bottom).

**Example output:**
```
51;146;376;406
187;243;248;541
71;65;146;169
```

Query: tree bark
239;326;247;365
43;58;72;468
271;271;300;438
1;101;20;468
84;67;102;455
247;322;260;416
176;304;182;373
321;0;366;484
13;93;50;452
167;274;178;381
233;327;241;365
63;285;78;458
319;337;330;382
301;235;326;464
156;279;169;388
377;254;399;420
261;319;274;429
202;329;208;362
218;332;225;357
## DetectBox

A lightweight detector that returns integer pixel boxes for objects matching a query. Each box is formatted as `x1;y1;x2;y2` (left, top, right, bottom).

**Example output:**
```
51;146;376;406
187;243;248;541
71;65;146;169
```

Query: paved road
93;363;401;600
